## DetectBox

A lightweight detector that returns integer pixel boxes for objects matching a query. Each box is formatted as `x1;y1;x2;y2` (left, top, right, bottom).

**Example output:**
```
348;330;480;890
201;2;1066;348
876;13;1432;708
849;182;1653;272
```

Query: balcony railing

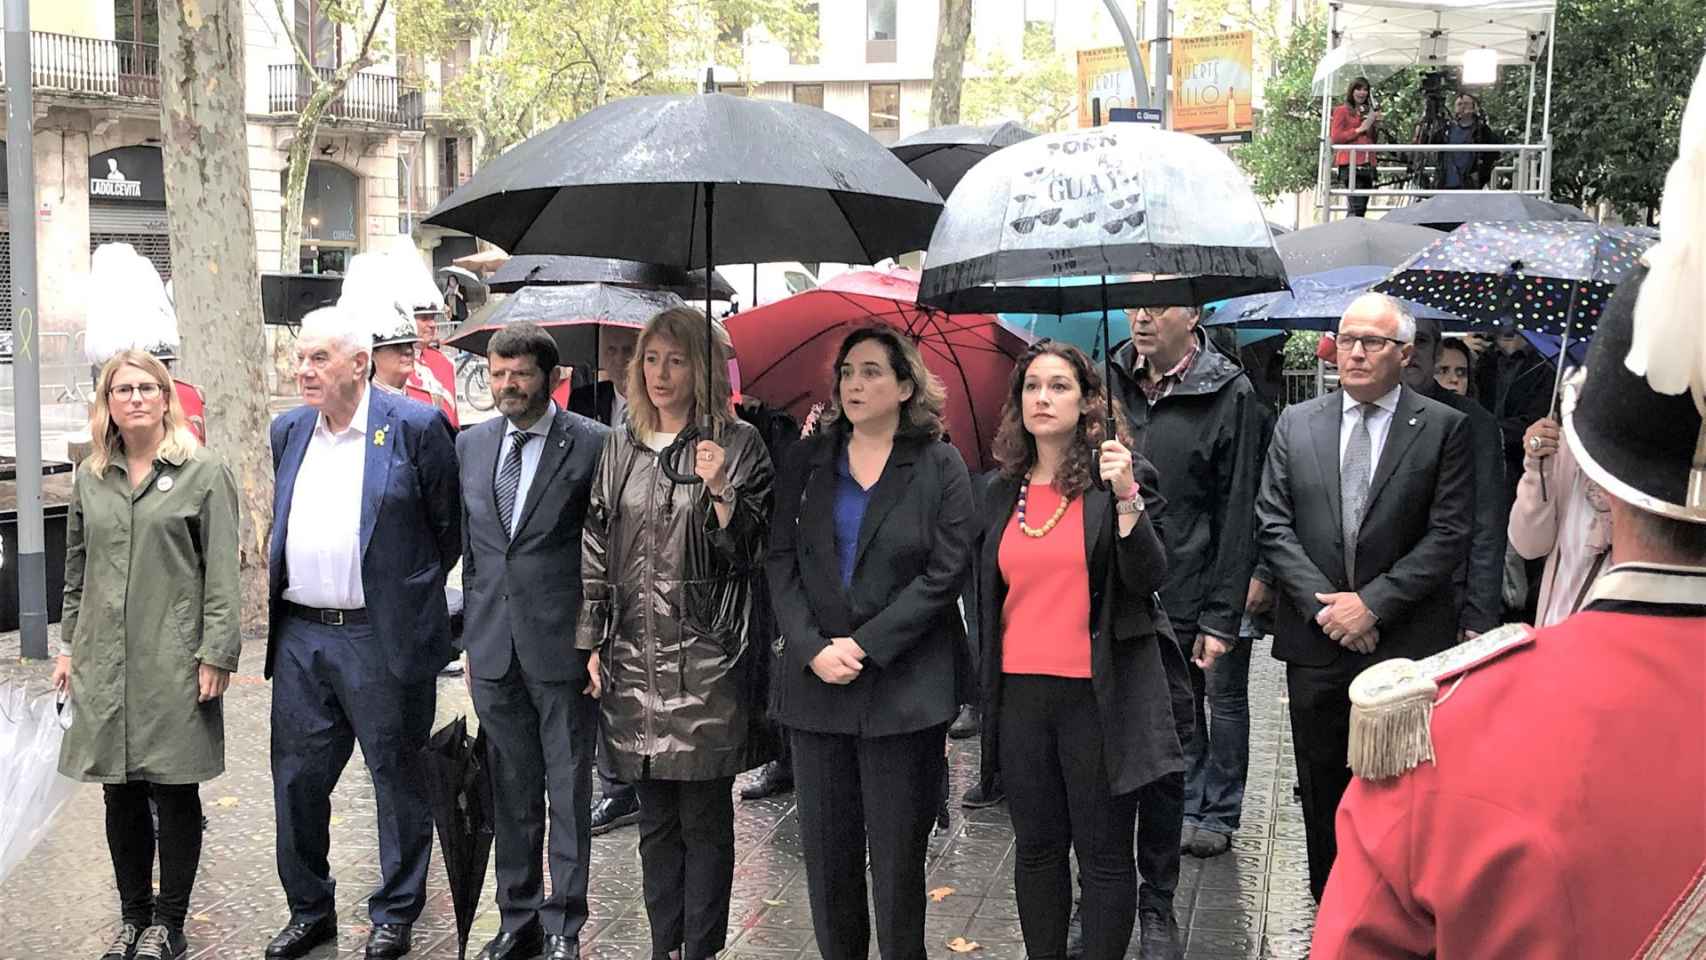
403;182;458;213
0;32;160;100
267;64;425;130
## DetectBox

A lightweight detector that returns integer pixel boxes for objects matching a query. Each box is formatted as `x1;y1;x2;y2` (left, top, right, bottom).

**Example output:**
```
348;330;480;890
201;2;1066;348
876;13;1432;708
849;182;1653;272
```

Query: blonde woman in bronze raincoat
578;306;774;960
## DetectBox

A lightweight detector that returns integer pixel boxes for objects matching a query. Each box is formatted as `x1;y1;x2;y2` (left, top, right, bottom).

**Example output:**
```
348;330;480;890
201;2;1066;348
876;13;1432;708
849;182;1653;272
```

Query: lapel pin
156;475;174;492
558;439;567;448
373;426;388;447
1408;417;1418;426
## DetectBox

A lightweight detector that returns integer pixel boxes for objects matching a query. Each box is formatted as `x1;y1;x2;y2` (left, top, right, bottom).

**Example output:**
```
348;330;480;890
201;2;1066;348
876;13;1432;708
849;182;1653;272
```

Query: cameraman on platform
1438;92;1499;189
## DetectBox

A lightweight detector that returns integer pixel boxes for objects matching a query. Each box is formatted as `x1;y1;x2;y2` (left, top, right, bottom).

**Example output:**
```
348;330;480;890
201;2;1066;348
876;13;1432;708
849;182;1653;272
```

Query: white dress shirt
499;401;557;532
1340;384;1403;471
283;385;370;609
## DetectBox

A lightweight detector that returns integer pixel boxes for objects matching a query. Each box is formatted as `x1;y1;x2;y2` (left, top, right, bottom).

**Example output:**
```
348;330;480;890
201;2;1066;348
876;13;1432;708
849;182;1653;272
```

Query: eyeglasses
1336;335;1404;355
108;382;163;401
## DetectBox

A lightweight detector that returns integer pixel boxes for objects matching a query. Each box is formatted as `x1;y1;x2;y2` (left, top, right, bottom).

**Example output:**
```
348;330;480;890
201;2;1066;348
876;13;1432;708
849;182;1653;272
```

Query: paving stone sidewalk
0;629;1315;960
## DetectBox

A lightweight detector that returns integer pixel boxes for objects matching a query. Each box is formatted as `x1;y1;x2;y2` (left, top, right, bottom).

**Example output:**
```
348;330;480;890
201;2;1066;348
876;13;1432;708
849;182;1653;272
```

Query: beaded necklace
1016;472;1073;538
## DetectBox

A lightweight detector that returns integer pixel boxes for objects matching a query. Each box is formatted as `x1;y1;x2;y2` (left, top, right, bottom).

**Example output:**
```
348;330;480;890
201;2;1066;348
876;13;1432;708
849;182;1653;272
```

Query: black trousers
1286;657;1366;902
470;654;598;939
104;782;203;931
999;676;1140;960
792;725;947;960
1336;165;1373;217
634;777;735;960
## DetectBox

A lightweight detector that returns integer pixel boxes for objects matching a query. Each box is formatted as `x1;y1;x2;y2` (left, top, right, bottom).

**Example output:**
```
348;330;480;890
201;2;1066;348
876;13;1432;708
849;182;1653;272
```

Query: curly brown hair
992;341;1131;500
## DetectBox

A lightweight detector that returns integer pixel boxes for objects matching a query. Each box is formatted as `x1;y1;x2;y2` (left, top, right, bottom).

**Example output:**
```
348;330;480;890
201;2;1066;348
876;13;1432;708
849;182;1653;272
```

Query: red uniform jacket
1313;562;1706;959
408;346;458;428
174;379;206;445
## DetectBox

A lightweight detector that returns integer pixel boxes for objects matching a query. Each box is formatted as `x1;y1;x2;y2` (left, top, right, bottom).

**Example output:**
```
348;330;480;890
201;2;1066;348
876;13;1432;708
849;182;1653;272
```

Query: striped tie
496;431;532;537
1341;403;1374;584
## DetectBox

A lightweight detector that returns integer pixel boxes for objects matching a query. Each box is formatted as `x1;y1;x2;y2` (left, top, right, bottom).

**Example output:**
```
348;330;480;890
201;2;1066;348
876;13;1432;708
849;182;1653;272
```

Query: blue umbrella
1521;330;1590;366
997;275;1126;359
1204;265;1463;331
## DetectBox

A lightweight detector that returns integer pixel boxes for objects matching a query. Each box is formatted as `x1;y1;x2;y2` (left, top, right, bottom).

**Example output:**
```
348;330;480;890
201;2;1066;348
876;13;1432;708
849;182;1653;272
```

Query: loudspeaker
261;273;343;326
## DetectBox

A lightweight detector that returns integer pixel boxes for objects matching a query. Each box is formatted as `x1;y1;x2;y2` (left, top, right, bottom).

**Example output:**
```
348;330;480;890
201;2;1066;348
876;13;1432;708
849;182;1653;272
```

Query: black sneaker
132;925;187;960
591;795;640;835
100;923;142;960
1137;903;1181;960
948;705;980;739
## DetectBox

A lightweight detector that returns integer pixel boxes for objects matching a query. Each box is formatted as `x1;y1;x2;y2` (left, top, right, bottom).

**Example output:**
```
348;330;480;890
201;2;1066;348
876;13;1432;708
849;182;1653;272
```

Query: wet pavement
0;629;1315;960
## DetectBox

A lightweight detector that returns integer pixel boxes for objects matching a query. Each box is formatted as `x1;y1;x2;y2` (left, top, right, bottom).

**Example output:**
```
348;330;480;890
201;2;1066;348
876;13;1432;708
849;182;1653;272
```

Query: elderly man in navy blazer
456;323;608;960
263;305;461;960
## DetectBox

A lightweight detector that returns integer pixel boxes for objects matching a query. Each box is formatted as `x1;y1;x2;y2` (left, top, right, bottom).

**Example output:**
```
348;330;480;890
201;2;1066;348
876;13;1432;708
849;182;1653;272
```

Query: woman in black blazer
767;327;976;960
976;341;1187;960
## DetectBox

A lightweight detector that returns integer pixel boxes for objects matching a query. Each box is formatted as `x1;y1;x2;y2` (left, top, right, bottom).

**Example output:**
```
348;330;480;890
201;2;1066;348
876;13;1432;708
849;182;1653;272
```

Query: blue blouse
833;448;874;587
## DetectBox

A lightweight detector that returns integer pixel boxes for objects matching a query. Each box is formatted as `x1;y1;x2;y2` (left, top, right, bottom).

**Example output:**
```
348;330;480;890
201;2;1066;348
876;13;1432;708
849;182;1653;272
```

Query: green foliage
396;0;817;162
960;21;1077;132
1234;13;1325;201
1282;331;1321;370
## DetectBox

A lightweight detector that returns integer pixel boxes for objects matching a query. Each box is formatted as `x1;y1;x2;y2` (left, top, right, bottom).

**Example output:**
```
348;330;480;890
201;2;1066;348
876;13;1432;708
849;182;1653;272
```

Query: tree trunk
278;83;354;271
929;0;974;128
158;0;275;635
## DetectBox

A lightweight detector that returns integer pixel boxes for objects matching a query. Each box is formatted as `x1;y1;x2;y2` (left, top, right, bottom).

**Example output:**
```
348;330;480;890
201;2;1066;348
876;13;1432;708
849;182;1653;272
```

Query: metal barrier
1321;141;1552;219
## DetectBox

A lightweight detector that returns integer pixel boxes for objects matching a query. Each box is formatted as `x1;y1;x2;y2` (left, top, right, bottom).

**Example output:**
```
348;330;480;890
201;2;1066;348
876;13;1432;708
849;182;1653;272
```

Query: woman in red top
1331;76;1381;217
974;342;1184;960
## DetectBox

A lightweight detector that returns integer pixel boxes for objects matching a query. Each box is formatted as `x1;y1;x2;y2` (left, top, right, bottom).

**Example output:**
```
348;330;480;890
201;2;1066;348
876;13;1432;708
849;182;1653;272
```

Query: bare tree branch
273;0;319;74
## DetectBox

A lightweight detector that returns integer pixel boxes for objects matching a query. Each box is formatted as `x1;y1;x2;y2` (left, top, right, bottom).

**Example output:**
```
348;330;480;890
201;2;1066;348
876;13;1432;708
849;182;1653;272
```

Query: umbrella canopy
890;121;1037;198
1276;218;1445;273
918;125;1288;315
453;248;509;275
1207;265;1464;331
420;717;494;960
997;275;1125;359
1373;220;1657;335
436;265;488;308
488;255;736;300
447;283;684;361
423;92;943;267
1379;195;1591;232
724;267;1027;472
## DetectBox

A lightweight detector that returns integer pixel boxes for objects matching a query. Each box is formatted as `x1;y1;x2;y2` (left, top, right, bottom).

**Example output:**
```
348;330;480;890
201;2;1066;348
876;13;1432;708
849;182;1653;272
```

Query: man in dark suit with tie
456;323;609;960
264;306;461;960
1255;293;1473;903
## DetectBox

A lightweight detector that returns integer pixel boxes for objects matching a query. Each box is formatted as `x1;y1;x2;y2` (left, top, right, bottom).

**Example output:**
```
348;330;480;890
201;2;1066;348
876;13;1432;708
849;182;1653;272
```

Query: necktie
1341;403;1374;584
496;431;533;537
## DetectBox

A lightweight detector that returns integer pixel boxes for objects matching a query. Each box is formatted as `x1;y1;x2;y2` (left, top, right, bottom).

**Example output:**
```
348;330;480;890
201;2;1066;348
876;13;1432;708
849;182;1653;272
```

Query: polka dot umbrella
1372;220;1658;339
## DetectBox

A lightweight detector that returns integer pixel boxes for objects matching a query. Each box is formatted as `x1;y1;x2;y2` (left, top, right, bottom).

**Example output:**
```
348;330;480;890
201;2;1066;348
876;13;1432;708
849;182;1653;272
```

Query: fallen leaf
928;886;956;903
212;796;239;808
946;937;981;953
761;898;786;907
330;816;346;827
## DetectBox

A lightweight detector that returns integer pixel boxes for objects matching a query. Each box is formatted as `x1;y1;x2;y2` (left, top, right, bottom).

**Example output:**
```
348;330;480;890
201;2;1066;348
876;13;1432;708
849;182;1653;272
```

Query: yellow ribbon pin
373;427;388;447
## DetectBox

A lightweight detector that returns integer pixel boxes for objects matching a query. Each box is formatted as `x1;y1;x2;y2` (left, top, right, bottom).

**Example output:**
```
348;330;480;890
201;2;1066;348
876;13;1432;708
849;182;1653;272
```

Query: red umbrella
725;267;1028;472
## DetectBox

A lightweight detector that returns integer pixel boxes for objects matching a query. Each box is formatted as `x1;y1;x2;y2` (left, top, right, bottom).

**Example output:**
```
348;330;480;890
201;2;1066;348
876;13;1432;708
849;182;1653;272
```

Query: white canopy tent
1312;0;1559;219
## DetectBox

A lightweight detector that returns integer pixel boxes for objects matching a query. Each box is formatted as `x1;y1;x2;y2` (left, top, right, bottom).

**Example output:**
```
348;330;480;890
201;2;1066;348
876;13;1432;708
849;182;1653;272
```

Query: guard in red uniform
173;379;208;445
339;251;457;426
1312;62;1706;954
85;243;209;445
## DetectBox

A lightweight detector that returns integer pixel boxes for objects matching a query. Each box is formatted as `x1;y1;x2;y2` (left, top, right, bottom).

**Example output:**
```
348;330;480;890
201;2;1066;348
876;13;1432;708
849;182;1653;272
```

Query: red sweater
1331;104;1376;168
998;484;1092;678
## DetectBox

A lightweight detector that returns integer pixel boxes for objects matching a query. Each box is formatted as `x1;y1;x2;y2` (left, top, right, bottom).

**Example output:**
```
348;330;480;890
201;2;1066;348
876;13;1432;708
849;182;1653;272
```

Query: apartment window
866;0;896;62
294;0;341;69
790;2;820;65
443;38;472;89
793;84;824;109
440;136;460;200
114;0;159;45
868;83;900;145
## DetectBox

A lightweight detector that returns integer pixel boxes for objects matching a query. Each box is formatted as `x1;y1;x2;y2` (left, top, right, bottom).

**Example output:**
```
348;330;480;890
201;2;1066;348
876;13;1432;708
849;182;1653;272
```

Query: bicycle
456;351;495;411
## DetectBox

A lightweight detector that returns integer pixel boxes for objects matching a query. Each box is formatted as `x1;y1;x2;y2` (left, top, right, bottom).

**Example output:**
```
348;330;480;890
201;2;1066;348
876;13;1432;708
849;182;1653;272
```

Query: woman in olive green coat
51;349;241;960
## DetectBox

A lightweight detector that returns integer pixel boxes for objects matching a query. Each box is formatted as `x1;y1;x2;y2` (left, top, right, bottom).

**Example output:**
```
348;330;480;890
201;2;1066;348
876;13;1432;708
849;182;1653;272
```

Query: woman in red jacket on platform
974;341;1188;960
1331;77;1381;217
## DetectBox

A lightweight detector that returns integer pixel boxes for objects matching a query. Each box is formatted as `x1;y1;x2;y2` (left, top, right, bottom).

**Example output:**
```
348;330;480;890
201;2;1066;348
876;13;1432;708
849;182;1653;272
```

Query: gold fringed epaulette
1347;623;1536;780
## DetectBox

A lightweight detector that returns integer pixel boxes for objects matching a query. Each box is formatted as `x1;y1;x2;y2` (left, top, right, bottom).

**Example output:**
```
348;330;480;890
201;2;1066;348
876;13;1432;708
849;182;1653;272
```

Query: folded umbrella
420;716;494;960
726;267;1026;473
0;683;78;886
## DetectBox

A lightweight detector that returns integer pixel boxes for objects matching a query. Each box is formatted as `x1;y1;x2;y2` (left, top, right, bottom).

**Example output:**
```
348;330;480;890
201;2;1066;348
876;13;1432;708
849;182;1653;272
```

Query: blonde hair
625;306;735;440
84;350;199;476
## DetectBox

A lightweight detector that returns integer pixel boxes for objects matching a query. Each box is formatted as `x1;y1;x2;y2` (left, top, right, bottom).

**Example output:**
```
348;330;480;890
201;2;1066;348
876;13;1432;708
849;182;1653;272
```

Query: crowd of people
40;76;1706;960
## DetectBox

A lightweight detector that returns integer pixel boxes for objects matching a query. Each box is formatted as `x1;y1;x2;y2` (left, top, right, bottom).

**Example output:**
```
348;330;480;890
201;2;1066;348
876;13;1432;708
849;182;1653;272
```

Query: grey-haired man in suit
457;322;609;960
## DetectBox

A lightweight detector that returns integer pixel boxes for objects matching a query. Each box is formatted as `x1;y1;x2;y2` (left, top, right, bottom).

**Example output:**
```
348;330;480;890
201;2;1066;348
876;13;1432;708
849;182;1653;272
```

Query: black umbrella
425;78;942;482
1275;218;1444;274
446;284;685;361
890;121;1037;198
420;717;494;960
488;255;736;300
918;125;1287;431
1379;195;1591;232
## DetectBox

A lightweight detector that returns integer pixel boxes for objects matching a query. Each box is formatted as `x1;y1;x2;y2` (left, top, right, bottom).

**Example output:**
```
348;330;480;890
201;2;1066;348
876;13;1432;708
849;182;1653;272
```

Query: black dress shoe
264;916;337;959
591;795;640;835
477;926;544;960
543;934;578;960
1064;900;1085;960
1137;903;1181;960
739;760;794;801
960;778;1004;809
948;704;980;739
365;923;413;959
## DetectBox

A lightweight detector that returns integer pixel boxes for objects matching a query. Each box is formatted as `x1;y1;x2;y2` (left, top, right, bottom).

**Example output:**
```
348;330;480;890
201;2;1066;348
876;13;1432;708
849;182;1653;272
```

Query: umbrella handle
659;425;707;486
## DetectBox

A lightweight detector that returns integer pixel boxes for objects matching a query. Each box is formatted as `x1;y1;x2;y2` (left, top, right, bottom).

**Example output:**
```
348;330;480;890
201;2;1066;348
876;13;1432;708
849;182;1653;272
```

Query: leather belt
285;602;369;626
